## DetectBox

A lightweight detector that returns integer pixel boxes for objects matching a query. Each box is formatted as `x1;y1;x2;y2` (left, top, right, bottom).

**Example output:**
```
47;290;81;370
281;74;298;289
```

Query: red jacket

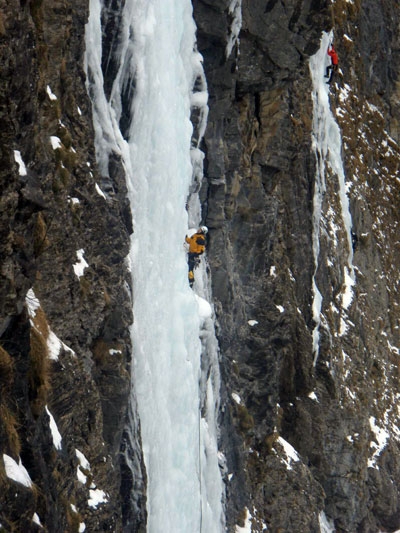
328;47;339;65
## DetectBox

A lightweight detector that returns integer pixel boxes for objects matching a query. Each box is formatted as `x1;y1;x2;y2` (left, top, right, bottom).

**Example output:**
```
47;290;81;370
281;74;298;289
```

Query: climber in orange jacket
185;226;208;287
325;44;339;83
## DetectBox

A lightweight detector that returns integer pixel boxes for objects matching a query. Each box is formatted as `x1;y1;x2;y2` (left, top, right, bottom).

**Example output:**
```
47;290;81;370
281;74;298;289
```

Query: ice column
85;0;224;531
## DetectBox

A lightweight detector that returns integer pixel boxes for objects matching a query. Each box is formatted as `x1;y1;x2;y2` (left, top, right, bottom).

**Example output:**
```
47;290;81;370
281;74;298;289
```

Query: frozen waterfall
309;31;355;364
85;1;224;531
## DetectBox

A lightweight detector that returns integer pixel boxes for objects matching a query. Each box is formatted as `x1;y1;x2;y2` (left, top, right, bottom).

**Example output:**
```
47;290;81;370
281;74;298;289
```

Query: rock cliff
0;1;144;531
193;0;400;531
0;0;400;532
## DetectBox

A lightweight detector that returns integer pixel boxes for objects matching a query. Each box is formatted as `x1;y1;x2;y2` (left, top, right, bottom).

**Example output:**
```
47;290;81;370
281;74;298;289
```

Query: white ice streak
3;454;33;488
309;31;355;364
45;406;62;450
14;150;27;176
226;0;242;59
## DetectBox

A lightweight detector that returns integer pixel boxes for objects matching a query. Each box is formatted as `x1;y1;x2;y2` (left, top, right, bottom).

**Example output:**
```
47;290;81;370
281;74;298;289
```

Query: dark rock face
1;0;400;531
0;0;145;531
193;0;400;531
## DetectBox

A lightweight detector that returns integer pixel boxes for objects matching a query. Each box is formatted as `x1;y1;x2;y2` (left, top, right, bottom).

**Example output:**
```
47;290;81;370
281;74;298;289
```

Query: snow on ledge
276;436;300;470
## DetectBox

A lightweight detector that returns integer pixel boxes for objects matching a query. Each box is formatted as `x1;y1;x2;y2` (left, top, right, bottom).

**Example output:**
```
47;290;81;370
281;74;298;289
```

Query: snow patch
88;488;108;508
3;454;33;488
45;406;62;450
68;196;80;204
277;436;300;470
73;249;89;278
50;136;62;150
368;416;389;468
76;449;90;470
95;183;107;199
232;393;242;405
76;448;90;485
248;319;258;327
32;513;42;527
26;288;40;318
14;150;27;176
46;85;57;101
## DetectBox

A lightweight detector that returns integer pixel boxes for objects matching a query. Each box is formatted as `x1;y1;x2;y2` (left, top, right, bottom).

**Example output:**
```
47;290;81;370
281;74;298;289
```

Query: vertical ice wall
309;31;355;364
85;1;224;531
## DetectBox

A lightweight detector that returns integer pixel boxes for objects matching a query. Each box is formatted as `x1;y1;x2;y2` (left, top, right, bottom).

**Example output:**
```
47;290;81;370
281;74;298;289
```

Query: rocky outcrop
0;1;145;531
193;0;400;531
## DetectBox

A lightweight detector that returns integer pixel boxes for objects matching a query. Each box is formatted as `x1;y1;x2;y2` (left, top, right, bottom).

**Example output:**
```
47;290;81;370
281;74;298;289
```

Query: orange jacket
328;46;339;65
186;232;206;255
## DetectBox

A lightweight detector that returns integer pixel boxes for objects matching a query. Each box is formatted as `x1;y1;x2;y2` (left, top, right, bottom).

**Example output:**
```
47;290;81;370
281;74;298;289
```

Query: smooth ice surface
309;32;355;364
85;1;224;531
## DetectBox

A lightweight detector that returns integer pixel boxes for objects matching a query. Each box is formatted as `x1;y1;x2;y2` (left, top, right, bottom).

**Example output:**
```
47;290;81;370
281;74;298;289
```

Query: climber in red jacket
325;45;338;84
